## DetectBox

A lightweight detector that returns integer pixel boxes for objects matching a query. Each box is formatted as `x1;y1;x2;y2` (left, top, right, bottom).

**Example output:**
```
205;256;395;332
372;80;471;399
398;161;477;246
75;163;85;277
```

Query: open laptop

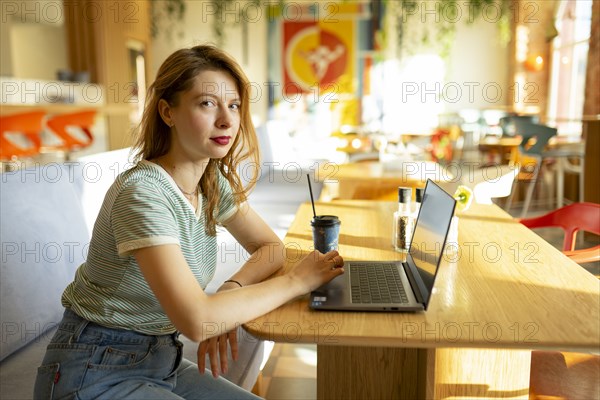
310;179;456;312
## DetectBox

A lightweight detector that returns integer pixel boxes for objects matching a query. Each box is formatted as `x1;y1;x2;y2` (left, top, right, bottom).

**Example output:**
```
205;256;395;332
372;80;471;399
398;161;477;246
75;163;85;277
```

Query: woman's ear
158;99;173;127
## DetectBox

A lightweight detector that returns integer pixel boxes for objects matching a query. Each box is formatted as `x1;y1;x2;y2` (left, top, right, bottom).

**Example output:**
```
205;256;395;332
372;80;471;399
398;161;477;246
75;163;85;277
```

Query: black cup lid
311;215;340;226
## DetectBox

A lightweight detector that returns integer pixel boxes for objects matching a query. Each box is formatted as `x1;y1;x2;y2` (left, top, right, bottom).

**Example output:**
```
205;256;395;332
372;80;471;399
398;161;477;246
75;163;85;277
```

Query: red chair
521;203;600;399
45;110;96;154
518;202;600;264
0;111;45;161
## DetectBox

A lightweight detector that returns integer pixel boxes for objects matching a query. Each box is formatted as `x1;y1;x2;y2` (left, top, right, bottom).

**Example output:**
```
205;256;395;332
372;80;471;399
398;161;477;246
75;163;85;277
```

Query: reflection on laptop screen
409;180;456;296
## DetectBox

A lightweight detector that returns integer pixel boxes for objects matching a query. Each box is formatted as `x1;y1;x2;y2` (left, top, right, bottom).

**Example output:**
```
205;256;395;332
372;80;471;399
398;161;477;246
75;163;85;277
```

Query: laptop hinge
403;258;426;305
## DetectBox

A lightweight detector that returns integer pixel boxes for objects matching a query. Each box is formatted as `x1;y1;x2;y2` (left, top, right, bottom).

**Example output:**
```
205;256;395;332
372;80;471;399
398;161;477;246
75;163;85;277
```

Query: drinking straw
307;174;317;219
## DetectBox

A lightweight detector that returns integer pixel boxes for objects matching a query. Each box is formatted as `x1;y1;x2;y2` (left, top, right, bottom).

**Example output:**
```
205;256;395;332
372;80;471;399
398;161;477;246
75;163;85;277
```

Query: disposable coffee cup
311;215;341;253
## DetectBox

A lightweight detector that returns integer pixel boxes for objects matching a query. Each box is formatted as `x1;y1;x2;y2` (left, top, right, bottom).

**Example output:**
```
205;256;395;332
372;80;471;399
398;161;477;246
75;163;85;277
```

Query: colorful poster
283;19;355;96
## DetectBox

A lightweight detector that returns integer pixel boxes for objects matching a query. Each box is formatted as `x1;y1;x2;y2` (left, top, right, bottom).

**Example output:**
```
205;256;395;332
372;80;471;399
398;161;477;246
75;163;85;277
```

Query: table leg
432;348;531;399
316;345;531;400
316;345;430;399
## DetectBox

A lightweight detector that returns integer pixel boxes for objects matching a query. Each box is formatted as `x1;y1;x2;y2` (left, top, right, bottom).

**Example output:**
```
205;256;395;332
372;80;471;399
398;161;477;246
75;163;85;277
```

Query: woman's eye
200;100;215;107
230;103;240;110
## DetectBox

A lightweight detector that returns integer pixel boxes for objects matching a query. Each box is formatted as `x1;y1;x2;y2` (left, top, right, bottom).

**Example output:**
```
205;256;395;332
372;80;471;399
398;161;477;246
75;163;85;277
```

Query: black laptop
310;179;456;312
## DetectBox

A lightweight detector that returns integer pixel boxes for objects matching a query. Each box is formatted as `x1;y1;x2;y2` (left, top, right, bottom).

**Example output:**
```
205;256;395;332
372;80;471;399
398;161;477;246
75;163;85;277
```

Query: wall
149;1;534;131
0;0;68;80
0;17;13;76
151;0;269;125
445;17;510;112
10;22;68;80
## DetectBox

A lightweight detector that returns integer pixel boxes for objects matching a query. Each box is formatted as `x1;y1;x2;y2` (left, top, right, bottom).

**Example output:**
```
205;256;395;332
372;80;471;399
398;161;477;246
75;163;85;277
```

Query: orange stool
44;110;96;154
0;111;45;161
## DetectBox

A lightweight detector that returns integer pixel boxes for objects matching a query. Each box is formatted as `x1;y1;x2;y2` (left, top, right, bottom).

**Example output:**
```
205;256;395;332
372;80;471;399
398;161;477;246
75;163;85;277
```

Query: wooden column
583;119;600;205
63;0;152;150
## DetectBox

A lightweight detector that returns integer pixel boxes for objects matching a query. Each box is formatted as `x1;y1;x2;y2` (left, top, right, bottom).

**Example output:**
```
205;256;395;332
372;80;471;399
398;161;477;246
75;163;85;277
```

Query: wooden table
316;160;455;201
478;136;522;165
245;201;600;399
478;135;584;166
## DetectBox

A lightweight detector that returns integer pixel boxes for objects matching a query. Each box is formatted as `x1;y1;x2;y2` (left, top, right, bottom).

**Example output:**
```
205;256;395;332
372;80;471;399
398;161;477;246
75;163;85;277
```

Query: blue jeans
34;309;262;399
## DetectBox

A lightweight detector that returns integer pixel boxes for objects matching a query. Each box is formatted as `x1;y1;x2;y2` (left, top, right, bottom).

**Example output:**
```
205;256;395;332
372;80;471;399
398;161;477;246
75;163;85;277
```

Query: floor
253;196;599;400
256;343;318;399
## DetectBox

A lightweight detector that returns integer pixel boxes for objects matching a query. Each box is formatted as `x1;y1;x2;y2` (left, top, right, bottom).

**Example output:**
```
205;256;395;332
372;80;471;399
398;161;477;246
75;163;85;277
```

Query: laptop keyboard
350;263;409;304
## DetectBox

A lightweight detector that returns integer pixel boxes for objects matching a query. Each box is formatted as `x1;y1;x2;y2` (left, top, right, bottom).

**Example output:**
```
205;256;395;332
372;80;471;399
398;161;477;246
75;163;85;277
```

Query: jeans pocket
88;343;153;370
34;363;60;400
99;346;137;366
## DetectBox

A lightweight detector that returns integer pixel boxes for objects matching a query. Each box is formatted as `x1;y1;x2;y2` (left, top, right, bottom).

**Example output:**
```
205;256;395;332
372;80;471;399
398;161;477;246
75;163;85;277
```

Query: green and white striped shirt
62;160;237;335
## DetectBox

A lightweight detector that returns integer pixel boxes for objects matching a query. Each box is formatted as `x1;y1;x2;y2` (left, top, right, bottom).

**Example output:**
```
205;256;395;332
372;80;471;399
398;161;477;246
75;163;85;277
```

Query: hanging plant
207;0;284;46
150;0;186;40
392;0;512;59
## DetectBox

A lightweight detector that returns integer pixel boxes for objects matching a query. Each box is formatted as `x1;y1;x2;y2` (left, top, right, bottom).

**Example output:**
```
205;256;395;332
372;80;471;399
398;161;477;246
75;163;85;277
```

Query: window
548;0;593;136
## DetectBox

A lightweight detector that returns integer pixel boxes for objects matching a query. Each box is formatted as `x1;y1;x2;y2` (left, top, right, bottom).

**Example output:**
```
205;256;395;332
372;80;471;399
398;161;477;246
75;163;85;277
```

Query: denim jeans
34;309;262;399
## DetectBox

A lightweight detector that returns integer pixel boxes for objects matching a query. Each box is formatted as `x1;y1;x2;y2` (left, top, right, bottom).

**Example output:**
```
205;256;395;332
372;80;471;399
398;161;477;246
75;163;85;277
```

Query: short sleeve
112;181;180;256
216;170;238;223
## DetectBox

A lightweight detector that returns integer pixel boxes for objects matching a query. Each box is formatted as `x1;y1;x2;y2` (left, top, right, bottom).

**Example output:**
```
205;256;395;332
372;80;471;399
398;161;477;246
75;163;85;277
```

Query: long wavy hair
133;45;260;236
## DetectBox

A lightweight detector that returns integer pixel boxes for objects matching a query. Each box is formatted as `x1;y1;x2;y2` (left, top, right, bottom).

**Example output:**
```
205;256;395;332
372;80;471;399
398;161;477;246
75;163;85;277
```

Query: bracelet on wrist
223;279;243;288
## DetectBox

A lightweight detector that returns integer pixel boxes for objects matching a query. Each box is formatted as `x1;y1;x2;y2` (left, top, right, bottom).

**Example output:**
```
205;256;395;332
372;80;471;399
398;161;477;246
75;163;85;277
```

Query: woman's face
165;69;241;162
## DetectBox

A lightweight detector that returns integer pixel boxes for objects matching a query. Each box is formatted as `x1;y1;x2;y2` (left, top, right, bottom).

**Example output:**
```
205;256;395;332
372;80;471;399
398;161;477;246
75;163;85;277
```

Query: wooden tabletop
246;200;600;352
316;160;454;185
315;161;456;200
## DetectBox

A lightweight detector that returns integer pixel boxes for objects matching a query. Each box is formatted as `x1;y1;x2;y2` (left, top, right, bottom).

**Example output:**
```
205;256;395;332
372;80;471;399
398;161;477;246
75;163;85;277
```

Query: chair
521;204;600;399
0;111;45;162
542;141;585;208
499;115;539;138
529;351;599;400
518;202;600;263
44;110;96;157
461;164;519;205
505;121;557;218
456;109;483;163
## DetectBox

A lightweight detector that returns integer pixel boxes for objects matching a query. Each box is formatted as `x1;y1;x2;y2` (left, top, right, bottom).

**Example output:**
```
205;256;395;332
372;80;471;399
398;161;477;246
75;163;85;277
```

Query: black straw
307;174;317;219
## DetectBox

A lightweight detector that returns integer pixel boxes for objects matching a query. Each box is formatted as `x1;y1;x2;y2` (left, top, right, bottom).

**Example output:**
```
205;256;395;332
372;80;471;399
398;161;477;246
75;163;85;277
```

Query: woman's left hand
197;329;238;378
197;281;241;377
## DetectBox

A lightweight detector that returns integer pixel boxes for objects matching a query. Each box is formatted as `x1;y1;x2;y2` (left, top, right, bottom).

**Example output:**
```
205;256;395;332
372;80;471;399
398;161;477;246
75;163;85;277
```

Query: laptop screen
408;180;456;306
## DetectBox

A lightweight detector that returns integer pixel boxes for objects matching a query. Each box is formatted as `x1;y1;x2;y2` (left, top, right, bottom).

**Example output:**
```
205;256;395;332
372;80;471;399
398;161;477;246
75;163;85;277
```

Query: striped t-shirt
62;160;238;335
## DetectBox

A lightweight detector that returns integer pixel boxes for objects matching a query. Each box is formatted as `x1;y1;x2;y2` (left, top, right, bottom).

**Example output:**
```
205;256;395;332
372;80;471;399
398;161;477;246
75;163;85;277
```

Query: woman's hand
197;328;238;378
288;250;345;293
196;282;241;377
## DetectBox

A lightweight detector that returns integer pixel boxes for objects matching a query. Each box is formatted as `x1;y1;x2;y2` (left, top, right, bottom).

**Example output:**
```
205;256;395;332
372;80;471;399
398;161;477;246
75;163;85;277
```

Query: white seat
462;165;519;205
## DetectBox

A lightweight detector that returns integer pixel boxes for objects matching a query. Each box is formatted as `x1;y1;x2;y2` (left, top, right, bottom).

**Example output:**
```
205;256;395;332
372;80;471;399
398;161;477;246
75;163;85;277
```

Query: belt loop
69;317;90;344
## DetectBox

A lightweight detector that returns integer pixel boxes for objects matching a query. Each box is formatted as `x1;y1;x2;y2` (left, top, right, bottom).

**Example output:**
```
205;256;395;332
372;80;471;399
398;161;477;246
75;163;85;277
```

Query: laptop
310;179;456;312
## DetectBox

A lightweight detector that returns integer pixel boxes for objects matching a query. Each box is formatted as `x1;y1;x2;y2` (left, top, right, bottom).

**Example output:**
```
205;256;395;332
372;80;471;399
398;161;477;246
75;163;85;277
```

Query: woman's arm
219;202;285;288
134;243;343;343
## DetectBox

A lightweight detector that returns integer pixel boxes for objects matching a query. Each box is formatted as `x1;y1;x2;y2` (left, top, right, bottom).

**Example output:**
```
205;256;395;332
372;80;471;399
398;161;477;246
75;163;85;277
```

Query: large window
548;0;593;135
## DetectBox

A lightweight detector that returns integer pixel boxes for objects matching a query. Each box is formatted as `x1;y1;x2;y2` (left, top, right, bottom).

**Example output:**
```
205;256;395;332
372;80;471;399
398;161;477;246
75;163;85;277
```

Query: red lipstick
210;136;231;145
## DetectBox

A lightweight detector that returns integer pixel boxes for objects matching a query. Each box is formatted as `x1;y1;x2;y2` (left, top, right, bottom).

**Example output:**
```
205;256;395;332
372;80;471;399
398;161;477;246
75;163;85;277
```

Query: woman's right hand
288;250;345;293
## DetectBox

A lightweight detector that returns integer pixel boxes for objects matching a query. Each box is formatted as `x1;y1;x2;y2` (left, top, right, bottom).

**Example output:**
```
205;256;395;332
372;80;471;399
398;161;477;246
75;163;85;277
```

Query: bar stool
44;110;96;158
505;121;557;217
0;111;45;163
543;142;585;208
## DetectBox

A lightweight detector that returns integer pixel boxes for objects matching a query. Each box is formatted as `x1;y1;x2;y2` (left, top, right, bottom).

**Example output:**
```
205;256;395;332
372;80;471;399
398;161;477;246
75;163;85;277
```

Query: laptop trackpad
311;274;347;306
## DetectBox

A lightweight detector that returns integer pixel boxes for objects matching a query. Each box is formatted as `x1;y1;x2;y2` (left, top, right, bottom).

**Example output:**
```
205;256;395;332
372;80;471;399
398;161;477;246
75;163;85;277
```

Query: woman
34;45;344;399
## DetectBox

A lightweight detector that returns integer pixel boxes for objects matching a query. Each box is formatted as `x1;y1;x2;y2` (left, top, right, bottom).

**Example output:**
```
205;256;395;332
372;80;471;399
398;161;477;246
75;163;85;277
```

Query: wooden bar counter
245;201;600;399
